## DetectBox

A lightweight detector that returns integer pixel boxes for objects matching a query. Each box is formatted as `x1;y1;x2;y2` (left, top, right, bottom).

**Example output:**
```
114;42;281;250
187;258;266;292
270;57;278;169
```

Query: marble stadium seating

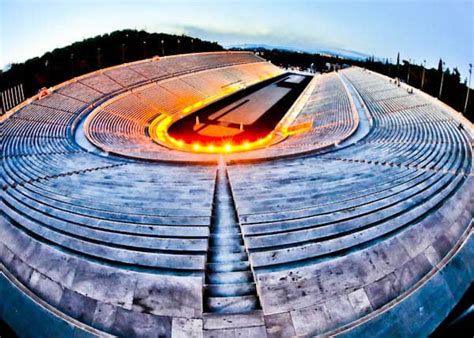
0;53;472;337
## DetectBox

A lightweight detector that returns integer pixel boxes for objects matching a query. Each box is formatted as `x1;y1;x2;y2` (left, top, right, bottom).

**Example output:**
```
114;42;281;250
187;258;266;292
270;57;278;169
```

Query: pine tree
453;67;460;82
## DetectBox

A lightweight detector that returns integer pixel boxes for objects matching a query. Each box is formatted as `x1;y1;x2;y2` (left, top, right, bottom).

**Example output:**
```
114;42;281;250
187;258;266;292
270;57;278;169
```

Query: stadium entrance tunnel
154;73;313;153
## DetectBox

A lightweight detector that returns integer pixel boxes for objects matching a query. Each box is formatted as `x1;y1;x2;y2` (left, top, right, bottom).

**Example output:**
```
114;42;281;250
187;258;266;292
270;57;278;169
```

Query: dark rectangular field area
167;73;313;145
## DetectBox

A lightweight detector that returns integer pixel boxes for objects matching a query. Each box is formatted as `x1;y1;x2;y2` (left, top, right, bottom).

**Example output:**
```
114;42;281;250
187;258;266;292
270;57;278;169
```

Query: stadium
1;49;472;337
1;0;473;335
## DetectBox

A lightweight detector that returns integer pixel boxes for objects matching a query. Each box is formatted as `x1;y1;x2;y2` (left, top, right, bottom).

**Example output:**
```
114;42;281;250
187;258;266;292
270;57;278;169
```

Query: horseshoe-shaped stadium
1;52;473;337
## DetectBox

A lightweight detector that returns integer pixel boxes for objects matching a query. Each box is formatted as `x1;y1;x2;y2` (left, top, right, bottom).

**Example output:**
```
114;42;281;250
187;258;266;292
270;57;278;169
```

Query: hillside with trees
243;48;472;122
0;29;471;122
0;29;223;102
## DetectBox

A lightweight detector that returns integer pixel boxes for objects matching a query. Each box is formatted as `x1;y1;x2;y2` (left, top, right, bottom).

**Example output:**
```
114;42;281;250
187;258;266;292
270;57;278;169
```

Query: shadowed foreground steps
0;52;472;337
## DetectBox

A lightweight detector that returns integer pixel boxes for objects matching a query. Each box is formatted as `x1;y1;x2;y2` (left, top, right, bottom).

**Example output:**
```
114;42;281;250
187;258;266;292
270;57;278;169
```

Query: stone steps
204;160;260;314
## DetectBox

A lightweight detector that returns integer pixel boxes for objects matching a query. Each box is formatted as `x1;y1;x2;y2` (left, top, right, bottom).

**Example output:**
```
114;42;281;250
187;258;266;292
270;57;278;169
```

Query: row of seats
77;52;266;95
1;57;471;336
223;67;472;334
85;68;359;163
0;52;283;334
85;62;283;160
270;72;358;151
1;53;266;277
223;72;359;161
228;68;471;271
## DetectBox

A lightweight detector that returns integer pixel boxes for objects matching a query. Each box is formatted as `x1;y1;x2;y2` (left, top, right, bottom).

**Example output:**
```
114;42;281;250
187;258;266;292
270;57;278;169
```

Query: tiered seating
1;56;471;337
86;94;157;151
2;52;271;283
151;52;264;76
223;72;358;161
79;73;123;94
138;83;186;113
32;93;86;114
2;158;214;269
228;68;470;268
269;73;356;148
1;52;274;335
158;78;207;103
103;67;148;87
228;155;467;269
0;158;214;333
2;104;82;161
181;72;233;96
294;74;353;126
2;52;270;163
128;52;265;82
56;82;103;103
85;61;284;161
9;105;76;126
225;67;472;335
85;65;357;163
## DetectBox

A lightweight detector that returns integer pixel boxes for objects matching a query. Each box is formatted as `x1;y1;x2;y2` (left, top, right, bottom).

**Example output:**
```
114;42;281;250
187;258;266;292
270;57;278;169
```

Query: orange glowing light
208;144;215;151
177;140;184;147
193;143;201;151
243;142;250;149
283;121;313;136
224;144;232;152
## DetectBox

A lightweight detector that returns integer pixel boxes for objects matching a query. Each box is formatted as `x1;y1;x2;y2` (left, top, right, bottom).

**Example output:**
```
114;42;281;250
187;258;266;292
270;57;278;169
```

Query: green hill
0;29;223;98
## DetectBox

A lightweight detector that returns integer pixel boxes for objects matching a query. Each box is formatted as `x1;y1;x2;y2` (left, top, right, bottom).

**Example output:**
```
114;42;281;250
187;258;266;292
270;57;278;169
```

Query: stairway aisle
204;158;261;314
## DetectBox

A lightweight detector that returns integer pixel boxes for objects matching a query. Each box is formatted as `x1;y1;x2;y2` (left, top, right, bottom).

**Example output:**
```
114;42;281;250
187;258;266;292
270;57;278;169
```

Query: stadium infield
167;73;312;145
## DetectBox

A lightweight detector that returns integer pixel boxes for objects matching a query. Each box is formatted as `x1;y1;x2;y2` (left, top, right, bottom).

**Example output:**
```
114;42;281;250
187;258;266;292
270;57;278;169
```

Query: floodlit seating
79;73;124;94
0;53;272;329
85;60;283;161
0;55;471;337
223;72;359;161
56;81;104;103
103;67;148;87
2;53;269;280
224;67;472;335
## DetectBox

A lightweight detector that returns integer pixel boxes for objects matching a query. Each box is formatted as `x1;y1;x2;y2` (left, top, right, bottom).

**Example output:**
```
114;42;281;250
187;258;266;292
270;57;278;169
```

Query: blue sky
1;0;473;79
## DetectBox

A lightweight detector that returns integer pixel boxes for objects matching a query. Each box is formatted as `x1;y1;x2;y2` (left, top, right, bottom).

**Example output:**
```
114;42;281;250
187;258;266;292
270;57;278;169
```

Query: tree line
244;48;472;122
0;29;471;122
0;29;222;103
